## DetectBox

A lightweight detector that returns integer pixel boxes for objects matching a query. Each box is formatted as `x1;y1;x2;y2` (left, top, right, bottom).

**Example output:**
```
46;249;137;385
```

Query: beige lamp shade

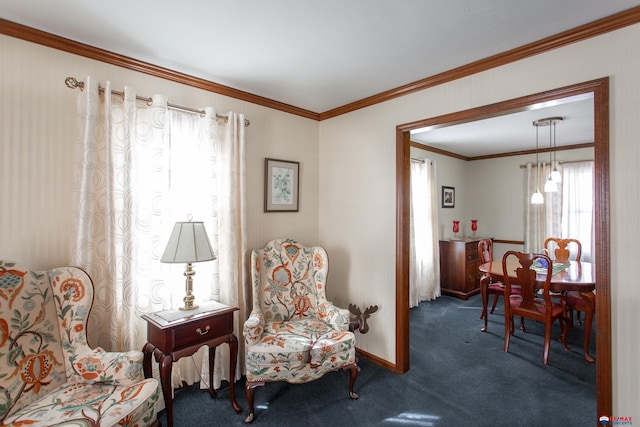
161;221;216;263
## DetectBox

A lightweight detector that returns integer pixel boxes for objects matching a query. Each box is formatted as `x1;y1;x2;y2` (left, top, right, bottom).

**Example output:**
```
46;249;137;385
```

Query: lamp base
180;263;199;310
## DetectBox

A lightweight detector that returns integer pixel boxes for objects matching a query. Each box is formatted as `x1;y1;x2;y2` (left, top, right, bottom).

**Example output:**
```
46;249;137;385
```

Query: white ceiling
1;0;639;114
1;1;635;157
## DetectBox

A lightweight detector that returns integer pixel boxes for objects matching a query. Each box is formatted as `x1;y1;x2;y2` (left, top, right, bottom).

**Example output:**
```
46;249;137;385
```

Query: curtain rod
519;159;592;168
411;157;433;164
64;77;249;127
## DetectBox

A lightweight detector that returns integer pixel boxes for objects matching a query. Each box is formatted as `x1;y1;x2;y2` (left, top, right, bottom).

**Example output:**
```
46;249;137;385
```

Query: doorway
394;78;611;415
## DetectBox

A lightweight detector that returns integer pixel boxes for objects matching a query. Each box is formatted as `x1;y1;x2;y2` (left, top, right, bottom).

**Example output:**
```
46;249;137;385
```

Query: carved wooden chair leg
244;381;264;423
345;364;360;399
489;294;499;314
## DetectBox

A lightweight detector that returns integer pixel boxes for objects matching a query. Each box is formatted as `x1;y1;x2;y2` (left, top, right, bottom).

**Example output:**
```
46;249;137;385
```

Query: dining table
478;258;596;363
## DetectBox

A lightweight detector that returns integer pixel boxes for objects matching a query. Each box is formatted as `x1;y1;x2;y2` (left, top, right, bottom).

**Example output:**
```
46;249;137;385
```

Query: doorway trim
394;77;610;416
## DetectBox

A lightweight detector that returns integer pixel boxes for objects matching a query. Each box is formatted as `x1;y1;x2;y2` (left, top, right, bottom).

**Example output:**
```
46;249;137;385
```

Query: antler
363;305;378;317
349;303;362;317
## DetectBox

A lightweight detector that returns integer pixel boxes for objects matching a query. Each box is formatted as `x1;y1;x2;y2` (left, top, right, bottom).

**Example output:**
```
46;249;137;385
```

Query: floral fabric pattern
243;239;356;384
0;261;159;426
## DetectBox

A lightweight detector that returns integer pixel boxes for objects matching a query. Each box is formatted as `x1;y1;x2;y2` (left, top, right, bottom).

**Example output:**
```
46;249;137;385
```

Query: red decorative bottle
452;220;460;239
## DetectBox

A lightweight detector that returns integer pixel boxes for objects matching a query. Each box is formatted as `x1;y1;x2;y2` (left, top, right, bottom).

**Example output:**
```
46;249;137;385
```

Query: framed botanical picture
264;158;300;212
442;186;455;208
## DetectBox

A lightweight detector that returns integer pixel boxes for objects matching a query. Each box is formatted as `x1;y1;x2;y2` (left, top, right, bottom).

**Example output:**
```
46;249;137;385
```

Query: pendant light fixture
550;118;563;183
531;119;544;204
543;117;558;192
532;117;563;196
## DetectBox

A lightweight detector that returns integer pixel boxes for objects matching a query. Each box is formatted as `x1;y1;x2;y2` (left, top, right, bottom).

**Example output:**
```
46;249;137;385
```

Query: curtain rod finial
65;77;84;91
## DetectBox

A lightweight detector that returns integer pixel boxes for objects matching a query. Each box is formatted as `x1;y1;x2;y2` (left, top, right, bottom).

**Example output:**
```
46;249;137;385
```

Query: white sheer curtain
409;159;440;307
524;160;593;259
70;77;247;402
523;162;561;252
561;161;594;262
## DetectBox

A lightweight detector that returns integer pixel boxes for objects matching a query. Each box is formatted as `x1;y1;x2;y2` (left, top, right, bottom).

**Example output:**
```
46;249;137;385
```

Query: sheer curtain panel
561;161;594;262
409;159;440;307
523;162;561;253
70;77;247;406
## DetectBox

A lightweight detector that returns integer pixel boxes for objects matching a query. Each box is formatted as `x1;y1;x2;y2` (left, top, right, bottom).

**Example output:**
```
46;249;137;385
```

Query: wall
0;34;321;272
319;24;640;418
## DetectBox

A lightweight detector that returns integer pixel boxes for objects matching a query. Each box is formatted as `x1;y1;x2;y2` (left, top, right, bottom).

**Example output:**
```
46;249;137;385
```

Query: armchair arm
318;302;350;331
243;311;265;346
72;347;145;386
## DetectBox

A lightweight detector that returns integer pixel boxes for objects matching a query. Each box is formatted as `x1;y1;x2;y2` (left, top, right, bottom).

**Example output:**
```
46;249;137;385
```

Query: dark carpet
159;293;596;426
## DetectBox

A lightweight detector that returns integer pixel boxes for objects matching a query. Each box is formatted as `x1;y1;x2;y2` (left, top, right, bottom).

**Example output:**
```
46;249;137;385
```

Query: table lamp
161;218;216;310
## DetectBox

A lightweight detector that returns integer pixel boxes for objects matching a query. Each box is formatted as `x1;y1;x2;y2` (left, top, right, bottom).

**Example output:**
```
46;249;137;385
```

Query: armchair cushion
246;319;355;383
0;261;159;427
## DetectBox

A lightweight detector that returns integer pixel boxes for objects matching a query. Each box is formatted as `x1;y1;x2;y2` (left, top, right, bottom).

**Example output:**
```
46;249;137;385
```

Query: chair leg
244;381;265;423
504;315;512;353
480;278;490;332
480;279;488;319
344;363;360;399
558;315;572;352
543;321;552;365
489;294;499;314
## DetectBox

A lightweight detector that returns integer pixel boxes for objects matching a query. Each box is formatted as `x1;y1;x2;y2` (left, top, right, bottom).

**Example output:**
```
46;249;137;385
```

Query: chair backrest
0;261;95;418
544;237;582;262
478;239;493;264
250;239;330;322
502;251;553;314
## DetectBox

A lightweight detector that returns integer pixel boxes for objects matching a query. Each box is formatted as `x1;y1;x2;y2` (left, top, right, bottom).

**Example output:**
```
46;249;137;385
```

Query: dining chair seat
509;295;565;318
565;290;595;325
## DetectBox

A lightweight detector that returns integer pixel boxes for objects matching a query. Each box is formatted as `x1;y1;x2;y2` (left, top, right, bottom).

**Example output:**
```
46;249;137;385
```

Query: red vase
471;220;478;236
452;221;460;234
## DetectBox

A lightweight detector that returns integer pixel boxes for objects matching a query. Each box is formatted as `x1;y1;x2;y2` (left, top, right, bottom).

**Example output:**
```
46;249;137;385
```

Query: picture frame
264;158;300;212
442;186;455;208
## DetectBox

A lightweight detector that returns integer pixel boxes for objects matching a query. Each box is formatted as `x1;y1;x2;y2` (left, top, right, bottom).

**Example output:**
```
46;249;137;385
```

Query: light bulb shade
531;190;544;204
544;177;557;193
551;168;562;183
161;221;216;263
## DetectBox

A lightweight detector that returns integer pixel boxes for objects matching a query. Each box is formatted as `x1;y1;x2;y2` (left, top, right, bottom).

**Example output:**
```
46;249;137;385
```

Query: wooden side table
142;301;242;427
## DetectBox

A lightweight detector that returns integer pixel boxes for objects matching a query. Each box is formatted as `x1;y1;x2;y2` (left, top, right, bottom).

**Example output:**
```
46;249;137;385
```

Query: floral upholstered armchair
0;261;159;426
243;239;359;423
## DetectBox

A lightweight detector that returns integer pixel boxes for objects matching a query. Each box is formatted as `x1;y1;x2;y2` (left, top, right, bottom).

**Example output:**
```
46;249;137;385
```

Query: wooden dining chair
544;237;590;324
478;239;523;333
544;237;582;263
502;251;570;365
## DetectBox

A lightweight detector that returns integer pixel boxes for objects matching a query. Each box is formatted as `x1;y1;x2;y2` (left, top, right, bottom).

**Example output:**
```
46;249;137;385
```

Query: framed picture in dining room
442;186;455;208
264;158;300;212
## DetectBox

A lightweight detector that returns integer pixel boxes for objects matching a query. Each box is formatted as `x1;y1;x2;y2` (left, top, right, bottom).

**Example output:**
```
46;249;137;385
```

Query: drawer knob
196;325;211;335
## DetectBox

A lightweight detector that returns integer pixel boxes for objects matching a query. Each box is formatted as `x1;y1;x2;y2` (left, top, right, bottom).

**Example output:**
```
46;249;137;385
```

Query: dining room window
524;160;594;261
561;161;594;262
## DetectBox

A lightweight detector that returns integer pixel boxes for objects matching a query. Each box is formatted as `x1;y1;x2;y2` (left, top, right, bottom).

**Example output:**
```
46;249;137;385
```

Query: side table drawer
173;314;233;349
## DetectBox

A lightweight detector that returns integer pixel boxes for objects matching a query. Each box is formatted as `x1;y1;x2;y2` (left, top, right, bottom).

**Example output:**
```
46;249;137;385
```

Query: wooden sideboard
439;237;488;300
